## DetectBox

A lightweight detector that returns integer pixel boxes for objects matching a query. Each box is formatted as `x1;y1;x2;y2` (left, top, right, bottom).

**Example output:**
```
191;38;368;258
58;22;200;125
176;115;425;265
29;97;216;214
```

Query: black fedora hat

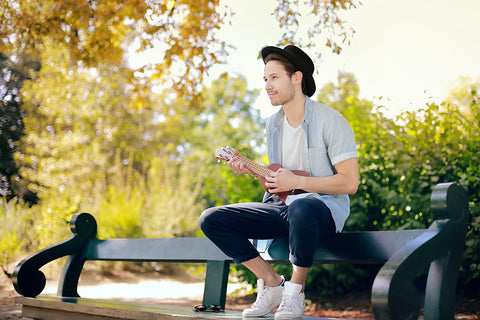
261;45;316;97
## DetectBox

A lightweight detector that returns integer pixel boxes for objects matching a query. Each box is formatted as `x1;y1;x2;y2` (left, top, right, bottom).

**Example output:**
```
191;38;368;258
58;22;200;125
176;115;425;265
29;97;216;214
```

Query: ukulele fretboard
237;155;272;178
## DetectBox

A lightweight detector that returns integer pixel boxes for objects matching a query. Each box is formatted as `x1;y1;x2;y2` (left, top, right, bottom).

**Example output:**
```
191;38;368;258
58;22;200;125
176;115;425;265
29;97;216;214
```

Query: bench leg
57;253;85;297
202;260;230;308
424;246;464;320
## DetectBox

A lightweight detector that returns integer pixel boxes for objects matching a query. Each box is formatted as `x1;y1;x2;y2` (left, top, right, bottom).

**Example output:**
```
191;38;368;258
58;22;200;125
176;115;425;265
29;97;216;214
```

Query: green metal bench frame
13;182;470;320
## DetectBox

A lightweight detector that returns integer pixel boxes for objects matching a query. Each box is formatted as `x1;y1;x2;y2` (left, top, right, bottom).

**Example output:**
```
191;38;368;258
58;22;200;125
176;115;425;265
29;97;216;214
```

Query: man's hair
264;53;308;95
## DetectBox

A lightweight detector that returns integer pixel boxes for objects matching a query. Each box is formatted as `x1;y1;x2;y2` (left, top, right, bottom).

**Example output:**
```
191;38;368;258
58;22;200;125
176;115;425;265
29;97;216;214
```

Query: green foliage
1;49;264;271
0;198;28;267
317;73;480;294
5;0;478;296
0;188;83;272
306;264;377;296
32;194;79;248
2;42;479;296
96;185;144;239
184;73;266;207
140;156;207;238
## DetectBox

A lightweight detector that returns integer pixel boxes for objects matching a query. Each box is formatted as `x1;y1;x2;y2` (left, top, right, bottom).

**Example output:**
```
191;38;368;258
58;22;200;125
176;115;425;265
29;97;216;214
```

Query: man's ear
292;70;303;85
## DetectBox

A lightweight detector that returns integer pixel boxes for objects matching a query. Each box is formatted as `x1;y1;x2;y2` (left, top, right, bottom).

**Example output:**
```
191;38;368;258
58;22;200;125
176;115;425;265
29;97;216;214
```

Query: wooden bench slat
15;296;327;319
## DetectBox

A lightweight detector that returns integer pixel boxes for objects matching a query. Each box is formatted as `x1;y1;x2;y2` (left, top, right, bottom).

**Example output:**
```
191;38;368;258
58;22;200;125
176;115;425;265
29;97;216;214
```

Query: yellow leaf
166;0;175;10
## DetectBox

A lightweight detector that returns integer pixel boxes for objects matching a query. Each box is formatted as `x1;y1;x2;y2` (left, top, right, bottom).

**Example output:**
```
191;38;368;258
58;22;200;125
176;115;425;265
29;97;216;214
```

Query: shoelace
277;294;298;312
251;287;269;308
250;276;285;309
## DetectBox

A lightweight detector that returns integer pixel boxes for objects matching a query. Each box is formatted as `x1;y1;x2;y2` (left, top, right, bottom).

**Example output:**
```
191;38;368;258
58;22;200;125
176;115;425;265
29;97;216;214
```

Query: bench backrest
80;229;427;265
81;237;231;262
256;229;429;264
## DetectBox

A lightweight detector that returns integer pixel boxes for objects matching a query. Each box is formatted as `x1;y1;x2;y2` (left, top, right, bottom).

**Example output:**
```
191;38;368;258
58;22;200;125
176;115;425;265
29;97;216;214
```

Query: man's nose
265;80;272;90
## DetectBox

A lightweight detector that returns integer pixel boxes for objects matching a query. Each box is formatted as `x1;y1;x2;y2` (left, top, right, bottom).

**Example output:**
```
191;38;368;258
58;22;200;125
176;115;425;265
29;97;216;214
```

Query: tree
302;72;400;294
18;43;161;210
317;72;402;231
185;73;265;206
0;0;360;107
1;0;229;108
273;0;360;54
312;73;480;294
444;75;479;117
394;89;480;294
15;42;266;243
0;52;40;203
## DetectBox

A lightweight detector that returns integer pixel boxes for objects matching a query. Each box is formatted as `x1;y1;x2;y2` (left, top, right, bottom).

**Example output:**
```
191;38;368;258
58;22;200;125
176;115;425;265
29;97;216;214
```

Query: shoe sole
242;298;283;317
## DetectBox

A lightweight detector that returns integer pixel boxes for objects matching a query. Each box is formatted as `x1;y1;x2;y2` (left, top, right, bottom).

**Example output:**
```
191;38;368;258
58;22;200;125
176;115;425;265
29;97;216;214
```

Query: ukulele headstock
215;146;235;162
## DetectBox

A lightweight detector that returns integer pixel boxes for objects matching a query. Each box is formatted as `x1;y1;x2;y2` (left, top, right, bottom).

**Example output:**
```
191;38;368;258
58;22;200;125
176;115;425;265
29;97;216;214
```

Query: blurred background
1;0;479;304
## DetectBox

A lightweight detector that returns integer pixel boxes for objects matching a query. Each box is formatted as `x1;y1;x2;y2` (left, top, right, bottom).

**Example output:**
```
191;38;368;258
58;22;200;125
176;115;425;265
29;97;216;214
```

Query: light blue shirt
263;97;358;232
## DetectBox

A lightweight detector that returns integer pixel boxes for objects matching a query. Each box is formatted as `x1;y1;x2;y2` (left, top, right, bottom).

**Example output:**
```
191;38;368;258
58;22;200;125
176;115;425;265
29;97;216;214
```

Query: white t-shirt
281;115;306;171
281;115;315;206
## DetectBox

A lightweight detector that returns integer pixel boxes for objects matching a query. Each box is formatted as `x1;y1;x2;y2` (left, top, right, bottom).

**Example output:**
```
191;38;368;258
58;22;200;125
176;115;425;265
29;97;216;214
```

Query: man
199;45;359;319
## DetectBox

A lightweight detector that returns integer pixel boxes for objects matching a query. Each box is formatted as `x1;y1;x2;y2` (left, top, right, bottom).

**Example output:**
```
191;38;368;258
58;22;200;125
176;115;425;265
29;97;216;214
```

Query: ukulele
215;146;310;204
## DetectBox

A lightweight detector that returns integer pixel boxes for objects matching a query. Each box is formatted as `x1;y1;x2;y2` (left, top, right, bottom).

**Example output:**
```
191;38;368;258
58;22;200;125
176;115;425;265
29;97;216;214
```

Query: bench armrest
372;182;469;320
12;213;97;297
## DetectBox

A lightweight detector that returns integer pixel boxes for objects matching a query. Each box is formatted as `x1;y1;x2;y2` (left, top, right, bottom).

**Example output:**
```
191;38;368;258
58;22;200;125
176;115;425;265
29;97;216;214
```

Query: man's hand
228;150;255;175
264;168;302;194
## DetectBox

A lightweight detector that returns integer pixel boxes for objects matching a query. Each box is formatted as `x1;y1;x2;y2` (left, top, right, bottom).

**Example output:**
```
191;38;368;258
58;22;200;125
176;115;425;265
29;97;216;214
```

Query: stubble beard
269;90;295;107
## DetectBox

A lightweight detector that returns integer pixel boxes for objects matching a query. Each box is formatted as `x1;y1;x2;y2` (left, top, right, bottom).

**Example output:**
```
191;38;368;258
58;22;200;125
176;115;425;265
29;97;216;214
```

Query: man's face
263;60;296;106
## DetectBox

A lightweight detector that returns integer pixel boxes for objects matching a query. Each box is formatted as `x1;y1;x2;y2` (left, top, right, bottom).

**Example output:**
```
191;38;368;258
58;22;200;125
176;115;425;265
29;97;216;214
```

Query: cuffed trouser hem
289;254;313;268
234;252;260;265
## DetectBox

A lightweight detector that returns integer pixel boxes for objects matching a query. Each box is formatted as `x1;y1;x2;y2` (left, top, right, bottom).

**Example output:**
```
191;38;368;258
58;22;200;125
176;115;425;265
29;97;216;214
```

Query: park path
42;274;244;305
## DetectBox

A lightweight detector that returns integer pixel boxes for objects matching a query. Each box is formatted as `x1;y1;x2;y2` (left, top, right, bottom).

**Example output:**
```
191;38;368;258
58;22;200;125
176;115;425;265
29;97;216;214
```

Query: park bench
13;182;469;320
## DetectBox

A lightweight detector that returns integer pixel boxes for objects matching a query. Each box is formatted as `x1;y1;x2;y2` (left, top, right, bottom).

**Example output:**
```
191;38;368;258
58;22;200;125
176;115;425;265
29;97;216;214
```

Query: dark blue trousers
198;195;336;268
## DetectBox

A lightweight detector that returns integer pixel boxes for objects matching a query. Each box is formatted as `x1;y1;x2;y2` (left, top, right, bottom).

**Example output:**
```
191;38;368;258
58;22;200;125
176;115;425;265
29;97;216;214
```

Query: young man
199;45;359;319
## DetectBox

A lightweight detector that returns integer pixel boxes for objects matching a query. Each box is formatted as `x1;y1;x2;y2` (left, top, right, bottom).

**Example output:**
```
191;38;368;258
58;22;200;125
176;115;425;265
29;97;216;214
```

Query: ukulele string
237;154;272;178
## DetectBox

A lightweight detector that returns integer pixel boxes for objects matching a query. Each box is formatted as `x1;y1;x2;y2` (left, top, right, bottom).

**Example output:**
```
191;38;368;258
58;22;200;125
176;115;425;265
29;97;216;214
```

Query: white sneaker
242;277;285;317
274;281;305;319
